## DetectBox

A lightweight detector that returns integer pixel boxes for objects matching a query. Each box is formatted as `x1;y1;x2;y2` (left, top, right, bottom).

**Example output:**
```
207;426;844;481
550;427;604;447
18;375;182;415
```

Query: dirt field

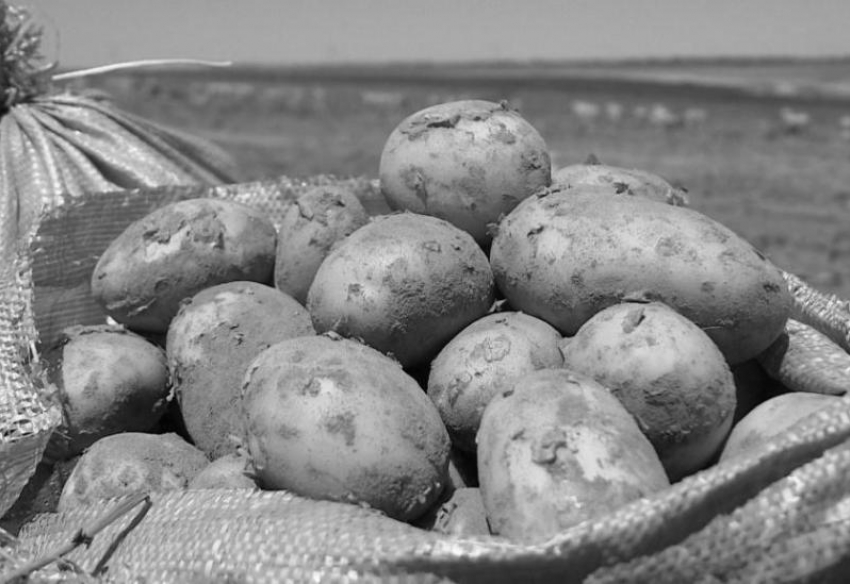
72;60;850;299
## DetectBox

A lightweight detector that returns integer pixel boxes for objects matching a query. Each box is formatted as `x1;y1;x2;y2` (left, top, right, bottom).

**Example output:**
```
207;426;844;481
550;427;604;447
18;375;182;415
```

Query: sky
20;0;850;69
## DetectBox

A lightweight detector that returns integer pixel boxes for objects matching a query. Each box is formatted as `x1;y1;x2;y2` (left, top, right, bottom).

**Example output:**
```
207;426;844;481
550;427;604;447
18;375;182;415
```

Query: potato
379;99;551;246
42;324;169;458
274;184;369;304
91;197;277;334
307;213;495;368
188;453;258;490
166;281;315;459
427;311;564;452
58;432;208;511
560;302;737;481
489;185;792;364
552;159;688;206
477;368;669;543
719;392;841;463
241;334;451;522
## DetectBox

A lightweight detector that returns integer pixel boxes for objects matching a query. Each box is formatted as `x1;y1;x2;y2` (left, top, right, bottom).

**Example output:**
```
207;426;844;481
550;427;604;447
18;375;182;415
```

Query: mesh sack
1;178;850;583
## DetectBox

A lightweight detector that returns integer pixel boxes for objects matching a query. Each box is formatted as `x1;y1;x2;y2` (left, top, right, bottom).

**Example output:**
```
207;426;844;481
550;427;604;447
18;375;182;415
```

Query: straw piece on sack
14;397;850;583
758;318;850;396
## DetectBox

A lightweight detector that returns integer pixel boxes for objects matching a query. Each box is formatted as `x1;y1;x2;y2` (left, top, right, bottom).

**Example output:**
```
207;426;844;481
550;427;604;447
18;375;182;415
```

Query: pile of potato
9;98;843;543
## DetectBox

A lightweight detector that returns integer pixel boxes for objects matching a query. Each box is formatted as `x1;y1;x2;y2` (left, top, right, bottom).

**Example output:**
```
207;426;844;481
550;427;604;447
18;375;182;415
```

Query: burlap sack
1;177;850;583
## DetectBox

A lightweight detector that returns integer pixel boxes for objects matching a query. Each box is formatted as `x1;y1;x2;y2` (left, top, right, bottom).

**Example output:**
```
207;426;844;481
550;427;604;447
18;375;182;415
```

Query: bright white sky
22;0;850;68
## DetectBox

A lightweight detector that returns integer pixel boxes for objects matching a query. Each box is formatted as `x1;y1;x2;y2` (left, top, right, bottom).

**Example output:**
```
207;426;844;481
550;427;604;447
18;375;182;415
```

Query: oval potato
477;368;670;543
241;335;451;522
561;302;737;481
428;311;563;452
490;186;792;364
379;99;551;246
91;197;277;334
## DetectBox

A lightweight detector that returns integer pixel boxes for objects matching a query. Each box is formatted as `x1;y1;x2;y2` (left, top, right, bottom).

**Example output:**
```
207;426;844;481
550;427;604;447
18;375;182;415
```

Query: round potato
91;197;277;334
274;184;369;304
719;392;841;463
43;324;169;458
58;432;208;511
242;334;451;522
379;99;551;246
428;311;564;452
167;281;315;460
489;185;792;364
307;212;495;369
477;368;670;543
560;302;737;481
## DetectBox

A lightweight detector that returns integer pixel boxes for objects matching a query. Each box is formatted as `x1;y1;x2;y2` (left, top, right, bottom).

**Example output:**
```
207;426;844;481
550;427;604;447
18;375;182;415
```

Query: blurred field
70;60;850;299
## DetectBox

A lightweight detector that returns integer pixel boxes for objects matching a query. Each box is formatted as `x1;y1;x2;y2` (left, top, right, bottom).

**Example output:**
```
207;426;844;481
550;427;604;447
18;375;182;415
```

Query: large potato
379;99;551;246
274;184;369;304
91;197;277;334
307;212;495;368
477;368;669;543
561;302;737;481
490;185;792;364
43;324;169;458
427;311;564;452
166;281;315;460
241;335;451;522
58;432;208;511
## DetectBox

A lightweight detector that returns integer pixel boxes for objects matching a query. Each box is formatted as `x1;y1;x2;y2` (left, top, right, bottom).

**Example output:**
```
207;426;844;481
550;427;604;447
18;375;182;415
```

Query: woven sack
3;2;850;580
0;1;239;524
1;177;850;583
